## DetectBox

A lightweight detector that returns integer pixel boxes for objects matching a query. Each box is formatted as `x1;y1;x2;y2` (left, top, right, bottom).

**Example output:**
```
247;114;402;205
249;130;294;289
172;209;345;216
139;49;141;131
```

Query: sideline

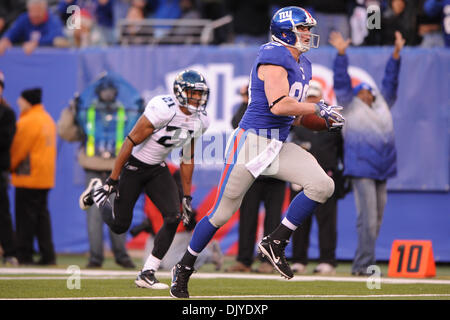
1;294;450;300
1;267;450;285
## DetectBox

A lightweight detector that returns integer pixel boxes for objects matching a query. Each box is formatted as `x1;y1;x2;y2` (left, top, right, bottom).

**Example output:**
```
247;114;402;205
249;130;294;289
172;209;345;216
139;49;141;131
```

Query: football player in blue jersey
170;6;345;298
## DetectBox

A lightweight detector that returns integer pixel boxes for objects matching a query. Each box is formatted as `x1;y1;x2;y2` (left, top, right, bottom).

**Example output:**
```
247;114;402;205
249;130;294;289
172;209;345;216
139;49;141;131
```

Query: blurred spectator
57;73;139;269
309;0;354;47
227;0;270;45
125;0;148;18
349;0;383;46
150;0;182;39
179;0;201;19
423;0;450;47
199;0;230;44
124;3;145;36
226;84;285;274
65;8;106;47
150;0;181;19
364;0;419;45
330;31;405;276
0;71;18;266
288;80;346;275
10;88;57;265
113;0;135;26
170;0;202;43
417;6;445;47
0;1;27;37
58;0;115;44
0;0;69;56
119;2;149;44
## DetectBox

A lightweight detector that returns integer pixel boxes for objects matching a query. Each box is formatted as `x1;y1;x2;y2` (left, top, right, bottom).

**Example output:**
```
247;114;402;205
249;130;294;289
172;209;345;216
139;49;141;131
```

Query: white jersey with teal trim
131;94;209;165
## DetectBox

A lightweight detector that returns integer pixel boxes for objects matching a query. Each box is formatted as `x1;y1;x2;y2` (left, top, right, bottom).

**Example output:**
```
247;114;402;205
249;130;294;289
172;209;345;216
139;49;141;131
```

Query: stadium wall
1;46;449;262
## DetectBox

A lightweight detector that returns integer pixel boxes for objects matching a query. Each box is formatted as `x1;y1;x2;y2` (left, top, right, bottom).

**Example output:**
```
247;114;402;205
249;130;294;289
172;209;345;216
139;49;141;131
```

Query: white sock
142;254;161;272
187;246;200;256
281;217;298;231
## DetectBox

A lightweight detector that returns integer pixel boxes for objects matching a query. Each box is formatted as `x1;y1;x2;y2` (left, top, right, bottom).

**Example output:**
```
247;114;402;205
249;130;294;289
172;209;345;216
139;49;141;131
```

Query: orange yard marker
388;240;436;278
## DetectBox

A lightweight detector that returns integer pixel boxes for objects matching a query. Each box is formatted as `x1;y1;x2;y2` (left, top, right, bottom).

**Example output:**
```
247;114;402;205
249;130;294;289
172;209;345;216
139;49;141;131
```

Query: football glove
93;177;119;207
181;195;194;226
315;100;345;131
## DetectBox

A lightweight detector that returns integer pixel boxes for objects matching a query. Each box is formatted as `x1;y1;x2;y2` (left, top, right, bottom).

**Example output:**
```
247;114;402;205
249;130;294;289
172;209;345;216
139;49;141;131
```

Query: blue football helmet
173;69;209;115
270;6;319;52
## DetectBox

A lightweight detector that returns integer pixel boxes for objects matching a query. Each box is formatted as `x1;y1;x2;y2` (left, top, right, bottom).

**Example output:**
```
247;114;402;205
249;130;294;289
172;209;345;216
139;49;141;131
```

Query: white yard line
0;294;449;300
1;267;450;285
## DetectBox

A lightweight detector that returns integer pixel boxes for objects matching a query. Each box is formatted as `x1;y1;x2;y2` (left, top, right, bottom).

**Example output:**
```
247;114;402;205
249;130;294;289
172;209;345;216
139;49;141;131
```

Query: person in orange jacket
10;88;57;265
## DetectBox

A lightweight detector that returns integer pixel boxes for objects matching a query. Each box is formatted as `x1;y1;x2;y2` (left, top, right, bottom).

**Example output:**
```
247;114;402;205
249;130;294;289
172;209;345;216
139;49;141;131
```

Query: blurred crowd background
0;0;448;53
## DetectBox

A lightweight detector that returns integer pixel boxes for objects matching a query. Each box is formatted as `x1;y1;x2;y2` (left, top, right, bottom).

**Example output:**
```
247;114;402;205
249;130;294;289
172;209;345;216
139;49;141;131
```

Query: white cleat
135;270;169;289
79;178;102;210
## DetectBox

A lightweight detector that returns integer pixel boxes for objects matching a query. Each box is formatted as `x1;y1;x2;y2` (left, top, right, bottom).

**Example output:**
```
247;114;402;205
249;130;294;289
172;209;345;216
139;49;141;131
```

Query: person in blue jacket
0;0;68;55
329;30;405;276
423;0;450;47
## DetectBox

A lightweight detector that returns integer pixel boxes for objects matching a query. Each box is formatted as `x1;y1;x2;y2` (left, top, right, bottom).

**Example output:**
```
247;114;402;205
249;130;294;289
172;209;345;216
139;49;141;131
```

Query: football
300;114;328;131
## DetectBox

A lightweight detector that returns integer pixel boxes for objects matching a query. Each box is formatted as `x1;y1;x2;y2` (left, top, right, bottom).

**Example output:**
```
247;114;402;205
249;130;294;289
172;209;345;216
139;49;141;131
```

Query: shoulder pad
143;95;176;130
257;42;290;67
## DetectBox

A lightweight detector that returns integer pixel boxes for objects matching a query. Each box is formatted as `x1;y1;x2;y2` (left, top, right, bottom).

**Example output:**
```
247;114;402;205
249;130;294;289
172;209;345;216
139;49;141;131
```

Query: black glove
181;195;194;226
93;177;119;207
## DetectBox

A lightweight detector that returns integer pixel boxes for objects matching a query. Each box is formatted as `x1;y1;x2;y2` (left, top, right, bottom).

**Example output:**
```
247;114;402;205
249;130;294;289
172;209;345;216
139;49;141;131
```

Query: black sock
269;223;293;241
179;250;197;268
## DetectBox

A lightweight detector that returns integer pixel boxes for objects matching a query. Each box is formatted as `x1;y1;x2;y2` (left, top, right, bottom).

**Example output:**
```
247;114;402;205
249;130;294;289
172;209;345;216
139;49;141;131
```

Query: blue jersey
239;41;312;141
4;11;64;46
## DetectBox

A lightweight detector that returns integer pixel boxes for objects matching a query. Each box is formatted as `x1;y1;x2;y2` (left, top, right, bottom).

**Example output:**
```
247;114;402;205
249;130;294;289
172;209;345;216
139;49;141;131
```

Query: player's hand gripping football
93;177;119;207
315;100;345;131
181;195;194;226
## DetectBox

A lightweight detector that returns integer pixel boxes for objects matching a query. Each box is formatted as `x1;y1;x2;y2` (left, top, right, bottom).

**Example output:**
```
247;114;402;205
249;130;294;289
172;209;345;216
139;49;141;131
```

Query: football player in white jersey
79;70;210;289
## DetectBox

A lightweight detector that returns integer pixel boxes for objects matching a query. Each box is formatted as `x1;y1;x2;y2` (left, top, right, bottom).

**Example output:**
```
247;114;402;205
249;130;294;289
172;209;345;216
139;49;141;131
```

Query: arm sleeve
333;53;354;106
381;56;401;108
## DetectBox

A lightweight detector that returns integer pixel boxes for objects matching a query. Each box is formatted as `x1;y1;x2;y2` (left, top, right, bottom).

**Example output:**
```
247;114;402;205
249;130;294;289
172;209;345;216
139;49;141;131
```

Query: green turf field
0;254;449;300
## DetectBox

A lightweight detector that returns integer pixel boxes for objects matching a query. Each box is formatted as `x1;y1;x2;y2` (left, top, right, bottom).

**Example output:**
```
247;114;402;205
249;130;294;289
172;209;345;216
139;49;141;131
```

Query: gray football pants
208;128;334;228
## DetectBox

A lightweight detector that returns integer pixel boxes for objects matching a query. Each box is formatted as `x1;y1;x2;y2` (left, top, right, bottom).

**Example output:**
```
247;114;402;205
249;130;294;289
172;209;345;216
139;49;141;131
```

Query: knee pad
164;212;181;226
305;176;335;204
110;222;129;235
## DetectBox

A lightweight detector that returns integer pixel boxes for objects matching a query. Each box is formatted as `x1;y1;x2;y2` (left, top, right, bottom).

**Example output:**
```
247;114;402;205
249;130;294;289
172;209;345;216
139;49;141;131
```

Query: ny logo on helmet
278;10;292;21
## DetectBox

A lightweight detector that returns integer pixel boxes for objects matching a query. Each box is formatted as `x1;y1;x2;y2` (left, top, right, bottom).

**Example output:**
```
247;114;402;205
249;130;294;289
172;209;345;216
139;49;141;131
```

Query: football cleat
79;178;102;210
170;263;194;299
258;236;294;279
135;269;169;289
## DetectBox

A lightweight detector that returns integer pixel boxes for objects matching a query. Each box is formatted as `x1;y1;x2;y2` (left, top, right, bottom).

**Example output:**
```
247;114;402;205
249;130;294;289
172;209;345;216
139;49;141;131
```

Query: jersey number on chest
156;126;194;148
